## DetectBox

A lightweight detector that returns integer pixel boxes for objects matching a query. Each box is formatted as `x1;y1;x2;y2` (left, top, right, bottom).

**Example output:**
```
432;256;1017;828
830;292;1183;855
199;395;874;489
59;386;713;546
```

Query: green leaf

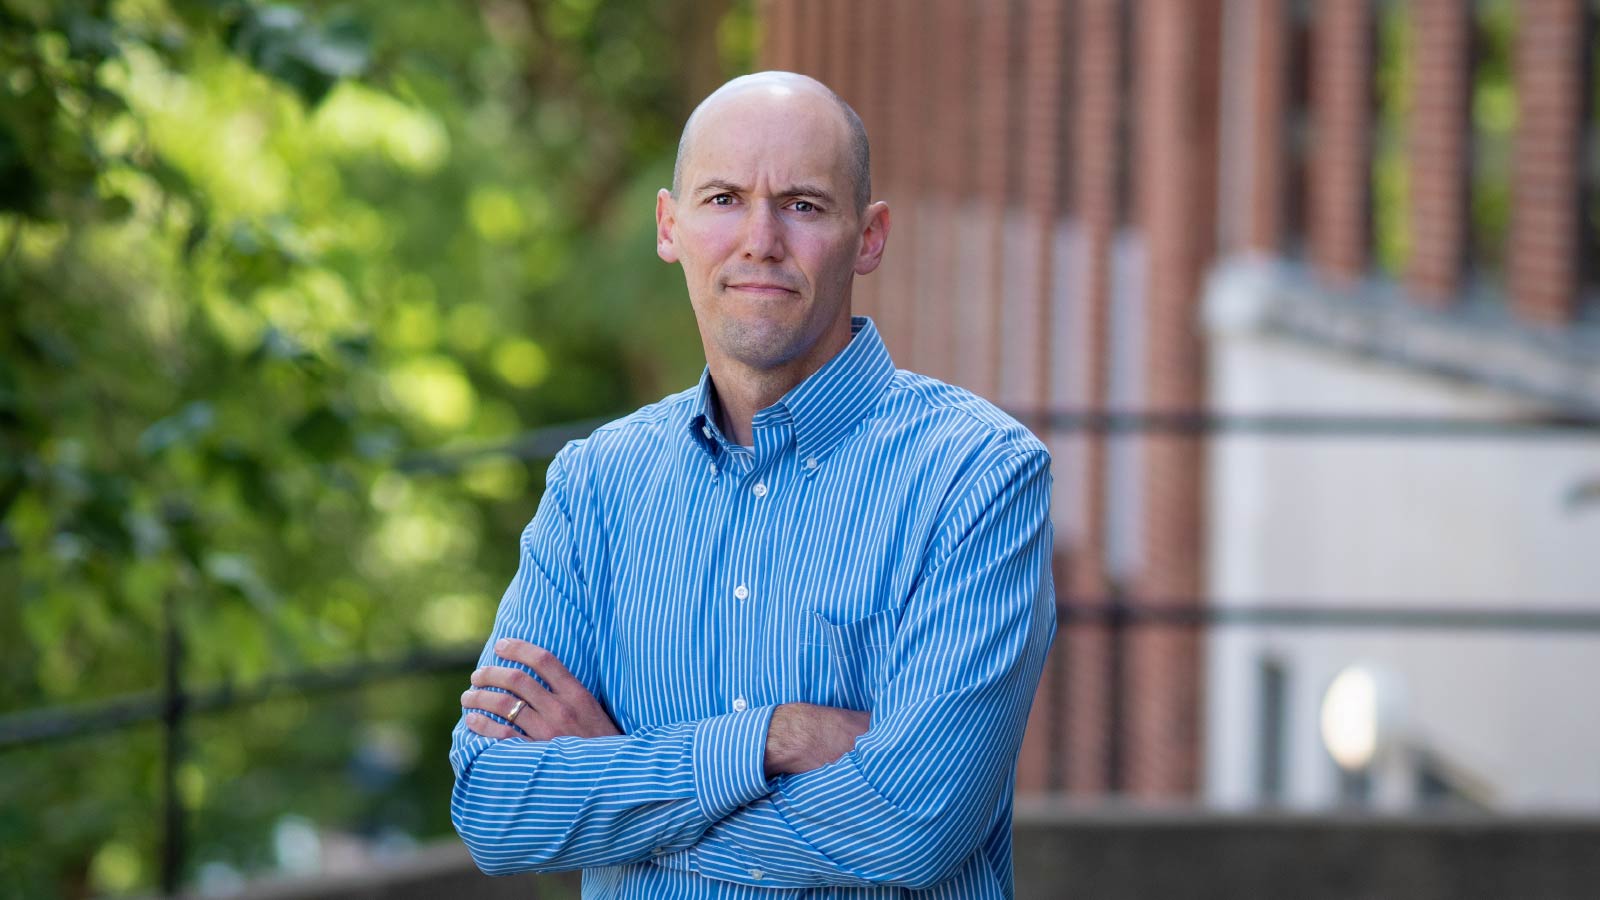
203;551;278;613
18;325;78;369
225;5;371;108
136;401;215;458
0;124;45;217
182;215;209;260
247;326;317;367
289;404;351;460
61;12;122;63
97;194;133;221
332;333;372;364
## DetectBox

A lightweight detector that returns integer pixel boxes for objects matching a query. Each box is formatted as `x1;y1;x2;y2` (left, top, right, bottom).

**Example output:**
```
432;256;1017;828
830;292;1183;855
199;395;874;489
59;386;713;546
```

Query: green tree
0;0;750;894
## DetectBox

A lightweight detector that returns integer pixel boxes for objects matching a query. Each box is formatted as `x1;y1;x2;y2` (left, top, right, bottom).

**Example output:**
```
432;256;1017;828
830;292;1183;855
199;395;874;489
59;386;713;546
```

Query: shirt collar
688;316;896;463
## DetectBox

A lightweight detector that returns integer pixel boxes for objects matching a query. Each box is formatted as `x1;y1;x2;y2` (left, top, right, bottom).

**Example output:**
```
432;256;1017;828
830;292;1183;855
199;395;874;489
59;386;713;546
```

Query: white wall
1202;259;1600;813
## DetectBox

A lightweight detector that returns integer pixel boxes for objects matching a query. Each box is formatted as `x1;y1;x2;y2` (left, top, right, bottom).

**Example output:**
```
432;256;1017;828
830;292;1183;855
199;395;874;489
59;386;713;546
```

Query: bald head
671;71;872;213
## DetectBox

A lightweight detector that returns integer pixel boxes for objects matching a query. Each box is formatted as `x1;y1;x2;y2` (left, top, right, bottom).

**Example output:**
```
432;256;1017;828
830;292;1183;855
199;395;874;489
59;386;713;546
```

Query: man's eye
710;194;735;206
791;200;818;213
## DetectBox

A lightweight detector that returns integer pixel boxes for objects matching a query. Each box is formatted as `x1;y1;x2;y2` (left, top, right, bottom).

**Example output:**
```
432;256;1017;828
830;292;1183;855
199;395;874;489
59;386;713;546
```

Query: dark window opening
1257;657;1288;805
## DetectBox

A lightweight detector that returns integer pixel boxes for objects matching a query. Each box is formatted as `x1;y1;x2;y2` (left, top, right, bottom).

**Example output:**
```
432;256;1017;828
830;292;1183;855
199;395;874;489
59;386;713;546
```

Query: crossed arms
448;445;1055;889
460;644;870;781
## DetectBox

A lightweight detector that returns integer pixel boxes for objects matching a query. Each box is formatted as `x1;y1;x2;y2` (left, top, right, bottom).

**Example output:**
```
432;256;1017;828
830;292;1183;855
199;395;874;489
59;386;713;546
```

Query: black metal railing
2;409;1598;895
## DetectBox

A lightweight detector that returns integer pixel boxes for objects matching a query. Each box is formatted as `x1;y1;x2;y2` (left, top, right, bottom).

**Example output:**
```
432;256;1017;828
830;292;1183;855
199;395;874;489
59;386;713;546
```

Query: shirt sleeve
449;446;776;875
654;448;1057;890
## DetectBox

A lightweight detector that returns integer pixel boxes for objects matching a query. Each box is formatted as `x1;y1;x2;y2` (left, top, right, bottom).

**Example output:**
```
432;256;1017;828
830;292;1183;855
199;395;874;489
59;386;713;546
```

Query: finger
464;713;519;740
461;689;533;729
470;665;549;703
496;640;582;695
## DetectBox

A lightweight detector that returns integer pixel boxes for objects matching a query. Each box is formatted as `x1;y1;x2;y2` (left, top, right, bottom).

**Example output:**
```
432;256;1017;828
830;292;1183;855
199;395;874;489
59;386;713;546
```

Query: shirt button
752;481;768;498
733;584;749;601
750;869;764;880
653;847;668;856
804;457;818;471
702;425;713;439
733;697;748;712
709;462;718;476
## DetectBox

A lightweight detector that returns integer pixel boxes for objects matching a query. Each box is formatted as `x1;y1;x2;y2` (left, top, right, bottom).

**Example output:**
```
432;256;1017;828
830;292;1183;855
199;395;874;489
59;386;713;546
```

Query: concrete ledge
1013;803;1600;900
166;841;579;900
1203;256;1600;416
162;809;1600;899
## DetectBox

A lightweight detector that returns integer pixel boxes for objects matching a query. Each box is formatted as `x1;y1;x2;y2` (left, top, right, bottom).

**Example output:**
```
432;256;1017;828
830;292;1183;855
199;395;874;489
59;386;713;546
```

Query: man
450;71;1056;898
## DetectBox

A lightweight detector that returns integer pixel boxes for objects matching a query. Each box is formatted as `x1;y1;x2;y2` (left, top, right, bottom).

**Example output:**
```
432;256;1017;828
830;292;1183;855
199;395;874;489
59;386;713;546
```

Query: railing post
160;590;186;896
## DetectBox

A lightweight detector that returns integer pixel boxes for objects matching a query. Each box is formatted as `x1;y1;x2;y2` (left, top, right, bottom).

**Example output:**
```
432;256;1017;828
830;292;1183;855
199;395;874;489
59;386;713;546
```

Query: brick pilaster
1407;0;1471;304
1127;0;1220;799
909;0;975;384
1309;0;1374;282
1013;0;1070;795
874;0;928;360
969;0;1013;400
1244;0;1289;253
1510;0;1583;326
1065;0;1122;796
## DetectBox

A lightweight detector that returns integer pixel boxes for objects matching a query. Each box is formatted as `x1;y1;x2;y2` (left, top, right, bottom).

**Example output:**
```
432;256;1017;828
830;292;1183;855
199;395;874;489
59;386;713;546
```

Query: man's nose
740;203;785;261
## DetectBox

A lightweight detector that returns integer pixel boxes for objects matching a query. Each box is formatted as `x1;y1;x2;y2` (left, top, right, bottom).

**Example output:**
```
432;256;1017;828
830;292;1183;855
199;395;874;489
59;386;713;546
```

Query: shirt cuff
692;704;776;823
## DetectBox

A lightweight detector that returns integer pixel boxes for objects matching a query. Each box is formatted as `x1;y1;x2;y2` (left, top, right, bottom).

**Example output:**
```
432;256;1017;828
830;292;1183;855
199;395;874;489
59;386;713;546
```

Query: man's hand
763;703;870;778
461;638;621;741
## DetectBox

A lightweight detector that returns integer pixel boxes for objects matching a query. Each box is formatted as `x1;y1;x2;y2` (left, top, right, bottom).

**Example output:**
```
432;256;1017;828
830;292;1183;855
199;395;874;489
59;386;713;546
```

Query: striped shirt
450;317;1056;898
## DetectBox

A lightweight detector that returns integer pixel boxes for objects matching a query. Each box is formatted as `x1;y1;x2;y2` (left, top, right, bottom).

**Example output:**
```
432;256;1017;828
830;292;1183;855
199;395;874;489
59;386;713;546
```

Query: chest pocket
808;608;898;711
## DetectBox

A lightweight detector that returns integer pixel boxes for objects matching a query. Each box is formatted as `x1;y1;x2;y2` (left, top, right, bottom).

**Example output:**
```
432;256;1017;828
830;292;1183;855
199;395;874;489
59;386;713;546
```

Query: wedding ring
506;698;527;724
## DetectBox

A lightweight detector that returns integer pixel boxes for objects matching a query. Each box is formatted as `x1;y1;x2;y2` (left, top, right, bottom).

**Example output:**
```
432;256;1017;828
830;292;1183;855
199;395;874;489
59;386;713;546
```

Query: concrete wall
1202;259;1600;813
1011;807;1600;900
173;812;1600;900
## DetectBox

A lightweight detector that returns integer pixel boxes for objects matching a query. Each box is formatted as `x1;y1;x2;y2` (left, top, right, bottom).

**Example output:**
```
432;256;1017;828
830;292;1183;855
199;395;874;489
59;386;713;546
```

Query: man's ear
656;188;679;263
853;200;891;276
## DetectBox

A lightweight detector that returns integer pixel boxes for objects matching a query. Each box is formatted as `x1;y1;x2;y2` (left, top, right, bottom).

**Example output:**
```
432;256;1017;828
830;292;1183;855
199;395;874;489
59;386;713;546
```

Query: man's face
656;86;886;375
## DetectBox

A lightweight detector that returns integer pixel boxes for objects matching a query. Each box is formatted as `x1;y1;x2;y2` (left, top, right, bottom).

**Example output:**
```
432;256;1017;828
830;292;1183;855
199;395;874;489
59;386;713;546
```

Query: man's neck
713;367;801;447
710;325;853;447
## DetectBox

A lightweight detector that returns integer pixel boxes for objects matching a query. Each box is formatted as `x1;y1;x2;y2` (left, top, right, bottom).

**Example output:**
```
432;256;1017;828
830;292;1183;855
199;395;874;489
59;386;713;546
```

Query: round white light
1320;665;1383;771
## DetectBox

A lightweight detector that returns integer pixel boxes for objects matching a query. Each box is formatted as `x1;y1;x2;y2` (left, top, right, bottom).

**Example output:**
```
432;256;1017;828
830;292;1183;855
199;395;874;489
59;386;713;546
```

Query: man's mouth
725;282;798;296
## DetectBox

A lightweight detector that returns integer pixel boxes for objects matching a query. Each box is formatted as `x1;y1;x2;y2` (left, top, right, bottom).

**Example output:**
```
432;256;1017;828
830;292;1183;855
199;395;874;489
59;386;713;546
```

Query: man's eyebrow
780;183;837;203
691;179;838;204
694;179;745;195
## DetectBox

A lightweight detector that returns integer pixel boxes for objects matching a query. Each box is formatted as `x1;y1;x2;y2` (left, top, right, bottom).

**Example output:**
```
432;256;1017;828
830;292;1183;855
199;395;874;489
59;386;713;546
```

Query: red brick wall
1308;0;1373;283
1127;0;1220;798
1243;0;1289;254
1063;0;1122;796
1510;0;1584;326
756;0;1591;801
1407;0;1470;304
760;0;1215;799
1012;0;1070;794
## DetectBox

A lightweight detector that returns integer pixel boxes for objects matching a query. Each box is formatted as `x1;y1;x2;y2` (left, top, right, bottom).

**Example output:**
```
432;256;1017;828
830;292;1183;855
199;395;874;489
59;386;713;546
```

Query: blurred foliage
1370;0;1516;289
1372;0;1409;277
1470;0;1514;285
0;0;752;894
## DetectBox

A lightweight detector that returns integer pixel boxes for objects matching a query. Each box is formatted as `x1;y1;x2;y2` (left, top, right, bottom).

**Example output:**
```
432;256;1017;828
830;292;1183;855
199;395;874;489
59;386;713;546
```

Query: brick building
757;0;1600;806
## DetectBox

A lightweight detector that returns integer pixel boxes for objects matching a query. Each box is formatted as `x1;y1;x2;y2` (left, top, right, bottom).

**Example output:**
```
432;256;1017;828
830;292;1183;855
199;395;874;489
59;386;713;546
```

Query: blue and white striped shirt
450;317;1056;898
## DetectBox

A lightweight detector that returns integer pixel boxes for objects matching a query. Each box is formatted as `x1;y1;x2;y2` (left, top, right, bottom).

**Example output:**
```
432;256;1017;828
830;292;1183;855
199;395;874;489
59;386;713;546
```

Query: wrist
762;703;799;778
